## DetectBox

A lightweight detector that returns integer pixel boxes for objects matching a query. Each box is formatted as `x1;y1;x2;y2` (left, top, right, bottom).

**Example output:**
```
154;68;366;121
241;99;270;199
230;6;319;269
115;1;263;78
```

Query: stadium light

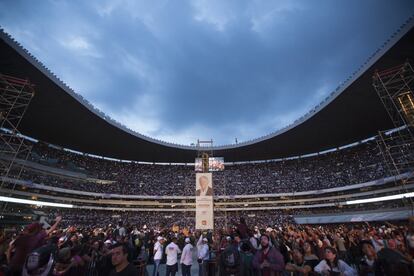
0;196;73;208
345;192;414;205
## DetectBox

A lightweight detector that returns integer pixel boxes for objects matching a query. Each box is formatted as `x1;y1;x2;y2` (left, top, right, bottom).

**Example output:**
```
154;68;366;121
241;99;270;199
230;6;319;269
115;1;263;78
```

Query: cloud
66;36;90;50
59;35;102;58
191;0;243;32
249;1;305;34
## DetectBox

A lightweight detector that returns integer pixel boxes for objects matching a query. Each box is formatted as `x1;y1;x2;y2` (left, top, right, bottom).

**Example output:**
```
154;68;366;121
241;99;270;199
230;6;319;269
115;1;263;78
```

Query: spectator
377;239;413;275
302;241;319;264
180;237;193;276
219;236;241;275
252;234;284;275
239;241;254;276
235;217;249;240
359;241;381;276
165;236;180;276
406;217;414;257
8;215;62;276
108;243;138;276
197;235;209;276
285;248;314;276
314;247;357;276
152;236;164;276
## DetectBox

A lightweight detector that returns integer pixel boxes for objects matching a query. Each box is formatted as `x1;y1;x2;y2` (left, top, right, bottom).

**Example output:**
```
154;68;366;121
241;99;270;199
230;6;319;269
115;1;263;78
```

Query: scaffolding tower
196;139;214;170
372;62;414;209
0;74;35;212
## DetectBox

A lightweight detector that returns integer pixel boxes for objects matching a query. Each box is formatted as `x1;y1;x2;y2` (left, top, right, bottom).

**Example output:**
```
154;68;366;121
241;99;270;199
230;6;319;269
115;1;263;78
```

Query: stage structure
0;74;35;213
195;139;214;229
196;139;213;170
373;62;414;210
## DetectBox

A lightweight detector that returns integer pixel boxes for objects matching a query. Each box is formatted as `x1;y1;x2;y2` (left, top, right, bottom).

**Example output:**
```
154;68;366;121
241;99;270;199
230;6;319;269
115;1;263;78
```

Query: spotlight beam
0;196;73;208
346;192;414;205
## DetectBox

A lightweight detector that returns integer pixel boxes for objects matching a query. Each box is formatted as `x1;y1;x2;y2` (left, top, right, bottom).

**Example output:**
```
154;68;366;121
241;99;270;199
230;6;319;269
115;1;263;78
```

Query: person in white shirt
180;237;193;276
197;235;209;276
153;236;165;276
165;237;181;276
117;221;126;238
130;226;139;236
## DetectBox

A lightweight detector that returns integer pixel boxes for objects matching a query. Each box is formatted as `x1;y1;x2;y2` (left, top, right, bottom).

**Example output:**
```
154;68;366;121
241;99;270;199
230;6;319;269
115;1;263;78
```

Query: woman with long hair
314;247;357;276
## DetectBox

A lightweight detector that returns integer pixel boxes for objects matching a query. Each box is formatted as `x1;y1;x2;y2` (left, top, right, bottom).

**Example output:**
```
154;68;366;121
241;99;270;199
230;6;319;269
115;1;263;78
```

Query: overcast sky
1;0;414;146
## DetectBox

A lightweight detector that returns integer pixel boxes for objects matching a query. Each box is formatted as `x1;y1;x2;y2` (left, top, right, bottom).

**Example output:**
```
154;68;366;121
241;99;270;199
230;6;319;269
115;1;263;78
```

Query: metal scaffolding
0;74;35;211
372;62;414;209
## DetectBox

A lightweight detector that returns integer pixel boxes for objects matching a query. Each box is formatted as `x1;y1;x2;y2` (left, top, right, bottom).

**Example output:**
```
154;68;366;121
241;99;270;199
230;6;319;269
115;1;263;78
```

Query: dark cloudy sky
1;0;413;146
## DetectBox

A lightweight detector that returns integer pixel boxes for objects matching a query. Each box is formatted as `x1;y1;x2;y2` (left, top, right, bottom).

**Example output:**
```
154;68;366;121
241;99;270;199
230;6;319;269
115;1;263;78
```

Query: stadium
0;3;414;276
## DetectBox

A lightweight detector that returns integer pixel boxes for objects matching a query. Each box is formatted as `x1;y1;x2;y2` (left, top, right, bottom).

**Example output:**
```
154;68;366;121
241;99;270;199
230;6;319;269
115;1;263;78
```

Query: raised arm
197;234;203;247
46;216;62;235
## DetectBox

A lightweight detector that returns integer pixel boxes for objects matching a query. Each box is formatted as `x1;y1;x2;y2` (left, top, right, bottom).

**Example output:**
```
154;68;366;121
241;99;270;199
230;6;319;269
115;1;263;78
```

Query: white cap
104;240;112;244
266;227;273;232
202;237;208;242
185;237;191;243
226;236;231;241
157;236;164;241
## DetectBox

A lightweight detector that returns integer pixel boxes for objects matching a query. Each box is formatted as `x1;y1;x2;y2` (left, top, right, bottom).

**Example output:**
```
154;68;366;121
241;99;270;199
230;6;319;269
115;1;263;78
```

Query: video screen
195;157;224;171
209;157;224;171
195;158;203;172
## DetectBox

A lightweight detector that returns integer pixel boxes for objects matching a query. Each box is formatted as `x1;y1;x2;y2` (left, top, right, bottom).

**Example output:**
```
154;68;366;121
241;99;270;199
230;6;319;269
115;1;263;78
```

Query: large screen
209;157;224;171
194;158;203;172
195;157;224;172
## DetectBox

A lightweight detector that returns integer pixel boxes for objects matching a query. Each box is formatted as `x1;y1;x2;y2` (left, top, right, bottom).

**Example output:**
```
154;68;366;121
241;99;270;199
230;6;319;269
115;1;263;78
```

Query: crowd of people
1;205;299;231
1;201;406;232
5;140;395;196
0;132;412;274
0;213;413;276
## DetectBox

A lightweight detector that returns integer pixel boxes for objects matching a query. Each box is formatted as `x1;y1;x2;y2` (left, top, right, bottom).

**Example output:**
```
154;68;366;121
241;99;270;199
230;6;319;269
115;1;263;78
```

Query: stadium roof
1;18;413;163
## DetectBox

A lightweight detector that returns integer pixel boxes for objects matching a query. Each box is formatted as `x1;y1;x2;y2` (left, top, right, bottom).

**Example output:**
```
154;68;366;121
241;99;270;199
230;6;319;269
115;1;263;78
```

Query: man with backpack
239;242;254;276
219;236;241;276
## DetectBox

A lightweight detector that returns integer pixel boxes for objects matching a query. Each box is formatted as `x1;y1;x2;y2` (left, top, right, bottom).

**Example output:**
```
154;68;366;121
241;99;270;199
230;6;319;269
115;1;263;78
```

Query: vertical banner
195;173;214;230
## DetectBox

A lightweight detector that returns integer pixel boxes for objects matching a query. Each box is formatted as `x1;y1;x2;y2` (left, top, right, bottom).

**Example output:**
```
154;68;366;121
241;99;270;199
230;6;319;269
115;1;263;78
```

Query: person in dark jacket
252;235;284;276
